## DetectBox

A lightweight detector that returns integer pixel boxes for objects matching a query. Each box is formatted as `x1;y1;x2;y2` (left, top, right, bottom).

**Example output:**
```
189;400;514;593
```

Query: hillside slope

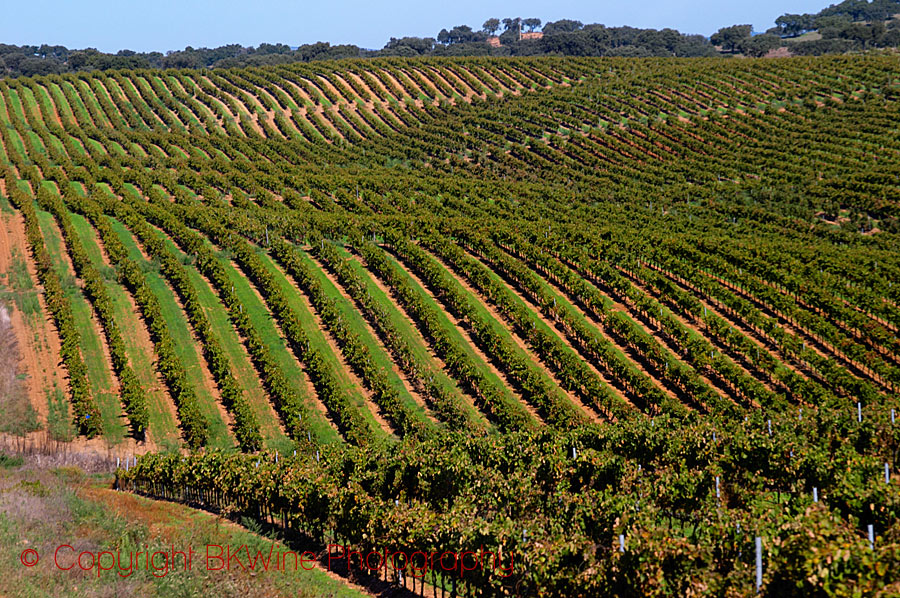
1;55;898;595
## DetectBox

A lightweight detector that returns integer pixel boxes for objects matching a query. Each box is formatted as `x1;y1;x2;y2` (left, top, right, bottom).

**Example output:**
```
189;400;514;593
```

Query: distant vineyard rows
0;55;898;595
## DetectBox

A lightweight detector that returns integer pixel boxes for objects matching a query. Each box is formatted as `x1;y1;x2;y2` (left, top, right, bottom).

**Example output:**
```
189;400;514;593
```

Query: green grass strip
110;219;234;450
68;211;180;449
36;208;123;441
254;250;391;442
156;229;293;452
214;242;343;446
334;243;489;429
297;245;431;429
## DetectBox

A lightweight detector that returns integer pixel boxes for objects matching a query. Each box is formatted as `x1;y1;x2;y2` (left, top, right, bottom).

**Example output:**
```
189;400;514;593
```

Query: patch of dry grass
0;303;40;436
0;459;370;598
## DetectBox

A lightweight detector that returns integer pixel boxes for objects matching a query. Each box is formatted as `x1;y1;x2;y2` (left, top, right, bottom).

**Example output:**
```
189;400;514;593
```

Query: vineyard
0;55;899;595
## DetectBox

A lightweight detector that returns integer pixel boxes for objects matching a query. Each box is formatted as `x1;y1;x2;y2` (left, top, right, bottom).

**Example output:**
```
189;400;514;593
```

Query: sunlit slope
0;56;897;451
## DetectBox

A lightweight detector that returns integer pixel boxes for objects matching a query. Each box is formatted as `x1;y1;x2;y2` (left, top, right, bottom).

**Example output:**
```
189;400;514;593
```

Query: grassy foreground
0;453;367;598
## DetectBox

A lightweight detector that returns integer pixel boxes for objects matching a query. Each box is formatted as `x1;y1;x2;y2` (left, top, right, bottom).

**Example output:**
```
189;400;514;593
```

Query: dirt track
0;209;63;427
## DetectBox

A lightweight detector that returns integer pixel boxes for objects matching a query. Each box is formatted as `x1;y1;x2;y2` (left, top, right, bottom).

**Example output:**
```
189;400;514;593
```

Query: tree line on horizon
2;0;899;78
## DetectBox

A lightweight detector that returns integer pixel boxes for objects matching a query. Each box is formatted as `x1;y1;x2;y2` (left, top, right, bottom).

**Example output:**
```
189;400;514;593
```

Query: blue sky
3;0;828;53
